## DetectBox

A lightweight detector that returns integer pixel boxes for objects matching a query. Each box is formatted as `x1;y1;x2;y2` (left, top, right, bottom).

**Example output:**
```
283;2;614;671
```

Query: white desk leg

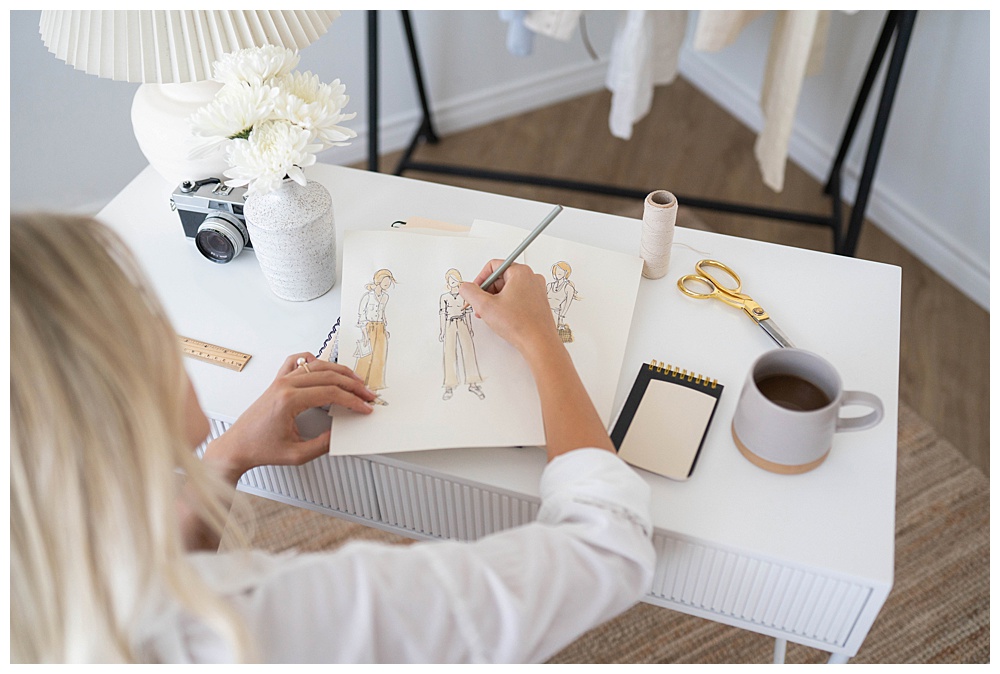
773;638;787;664
827;652;850;664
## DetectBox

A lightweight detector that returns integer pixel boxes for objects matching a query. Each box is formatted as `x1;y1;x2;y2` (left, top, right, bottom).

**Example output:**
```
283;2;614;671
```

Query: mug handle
836;391;884;432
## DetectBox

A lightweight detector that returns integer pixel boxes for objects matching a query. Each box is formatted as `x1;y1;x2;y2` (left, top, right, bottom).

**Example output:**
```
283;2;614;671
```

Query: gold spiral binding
647;359;719;389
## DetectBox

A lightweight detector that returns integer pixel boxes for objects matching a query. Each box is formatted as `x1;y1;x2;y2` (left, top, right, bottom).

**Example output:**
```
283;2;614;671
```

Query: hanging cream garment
522;10;833;193
695;10;831;192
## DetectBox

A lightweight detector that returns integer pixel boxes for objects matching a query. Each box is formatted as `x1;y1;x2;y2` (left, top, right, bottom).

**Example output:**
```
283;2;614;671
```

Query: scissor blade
759;319;795;348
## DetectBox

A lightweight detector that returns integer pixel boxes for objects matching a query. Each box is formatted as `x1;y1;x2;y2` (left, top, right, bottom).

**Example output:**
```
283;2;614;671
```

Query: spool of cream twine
640;190;677;279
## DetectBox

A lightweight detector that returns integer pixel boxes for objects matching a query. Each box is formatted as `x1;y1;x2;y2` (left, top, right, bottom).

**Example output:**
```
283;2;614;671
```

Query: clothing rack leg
401;10;439;146
824;11;900;196
824;10;900;253
367;10;380;173
394;10;440;176
838;10;917;257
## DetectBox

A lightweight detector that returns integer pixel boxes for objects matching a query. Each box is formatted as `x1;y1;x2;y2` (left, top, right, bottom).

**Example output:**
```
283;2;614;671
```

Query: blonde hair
550;261;581;300
365;268;397;291
11;214;251;662
551;261;572;278
444;268;463;288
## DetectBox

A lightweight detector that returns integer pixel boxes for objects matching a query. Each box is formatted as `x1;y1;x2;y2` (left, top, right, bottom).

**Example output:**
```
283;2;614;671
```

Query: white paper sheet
328;224;643;456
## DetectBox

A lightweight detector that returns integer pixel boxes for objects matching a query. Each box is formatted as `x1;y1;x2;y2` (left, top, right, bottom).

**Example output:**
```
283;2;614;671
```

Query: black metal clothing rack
366;10;916;257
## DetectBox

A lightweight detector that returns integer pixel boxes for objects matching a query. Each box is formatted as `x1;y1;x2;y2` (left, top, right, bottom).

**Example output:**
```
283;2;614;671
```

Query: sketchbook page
330;230;545;456
616;379;717;480
469;220;644;427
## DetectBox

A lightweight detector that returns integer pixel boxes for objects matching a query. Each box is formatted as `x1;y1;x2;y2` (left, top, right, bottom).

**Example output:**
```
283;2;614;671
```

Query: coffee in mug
732;348;884;474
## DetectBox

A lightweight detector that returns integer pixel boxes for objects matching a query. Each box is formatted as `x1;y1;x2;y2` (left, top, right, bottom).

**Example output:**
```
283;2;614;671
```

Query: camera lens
195;212;250;264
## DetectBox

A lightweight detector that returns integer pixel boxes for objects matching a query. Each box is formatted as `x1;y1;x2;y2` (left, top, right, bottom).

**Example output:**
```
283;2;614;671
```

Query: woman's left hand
202;353;376;485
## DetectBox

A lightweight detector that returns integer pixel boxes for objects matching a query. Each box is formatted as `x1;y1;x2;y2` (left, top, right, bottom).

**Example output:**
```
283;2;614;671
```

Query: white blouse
155;449;655;663
358;290;389;324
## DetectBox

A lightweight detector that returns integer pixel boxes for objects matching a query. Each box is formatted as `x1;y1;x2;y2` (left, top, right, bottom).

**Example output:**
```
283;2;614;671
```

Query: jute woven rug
224;401;989;663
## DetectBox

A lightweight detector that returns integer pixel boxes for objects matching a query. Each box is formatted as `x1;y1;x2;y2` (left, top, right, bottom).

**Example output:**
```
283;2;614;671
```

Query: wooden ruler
179;336;251;372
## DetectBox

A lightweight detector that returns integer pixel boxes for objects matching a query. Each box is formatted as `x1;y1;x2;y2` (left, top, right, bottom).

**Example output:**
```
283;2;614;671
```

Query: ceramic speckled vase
244;179;336;301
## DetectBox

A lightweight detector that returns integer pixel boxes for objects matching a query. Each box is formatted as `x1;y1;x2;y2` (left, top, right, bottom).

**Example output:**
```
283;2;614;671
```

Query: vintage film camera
170;178;251;263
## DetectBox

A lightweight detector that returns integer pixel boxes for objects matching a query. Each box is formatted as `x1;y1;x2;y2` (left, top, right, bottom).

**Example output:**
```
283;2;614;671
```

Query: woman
355;268;396;405
438;268;485;400
11;213;654;663
546;261;580;342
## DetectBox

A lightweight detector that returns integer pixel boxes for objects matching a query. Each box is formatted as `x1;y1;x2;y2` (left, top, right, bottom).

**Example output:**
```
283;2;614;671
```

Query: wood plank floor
362;77;989;476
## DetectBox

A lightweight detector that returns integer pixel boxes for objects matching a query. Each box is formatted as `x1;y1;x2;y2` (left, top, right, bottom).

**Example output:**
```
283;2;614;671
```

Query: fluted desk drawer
646;531;872;650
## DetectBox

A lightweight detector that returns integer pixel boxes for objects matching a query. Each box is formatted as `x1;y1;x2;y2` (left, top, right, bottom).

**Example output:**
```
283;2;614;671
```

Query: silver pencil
480;204;564;291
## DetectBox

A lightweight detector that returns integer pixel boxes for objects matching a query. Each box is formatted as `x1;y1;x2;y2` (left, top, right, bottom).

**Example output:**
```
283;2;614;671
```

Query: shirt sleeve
183;449;655;663
357;293;369;325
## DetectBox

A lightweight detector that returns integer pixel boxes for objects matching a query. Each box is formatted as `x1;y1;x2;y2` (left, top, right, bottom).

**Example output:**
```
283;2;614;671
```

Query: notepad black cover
611;363;724;481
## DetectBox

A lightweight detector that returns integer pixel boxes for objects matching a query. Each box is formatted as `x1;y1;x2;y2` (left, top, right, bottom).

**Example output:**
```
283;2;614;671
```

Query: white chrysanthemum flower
190;83;279;139
274;72;358;147
213;45;300;88
223;119;323;195
192;46;356;193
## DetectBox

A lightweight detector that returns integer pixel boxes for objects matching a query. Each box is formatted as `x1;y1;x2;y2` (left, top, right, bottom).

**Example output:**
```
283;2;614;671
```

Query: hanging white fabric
519;10;836;193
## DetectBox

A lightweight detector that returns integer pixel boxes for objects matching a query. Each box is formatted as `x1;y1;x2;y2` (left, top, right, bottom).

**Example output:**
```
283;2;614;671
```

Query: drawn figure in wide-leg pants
439;268;485;401
355;268;396;405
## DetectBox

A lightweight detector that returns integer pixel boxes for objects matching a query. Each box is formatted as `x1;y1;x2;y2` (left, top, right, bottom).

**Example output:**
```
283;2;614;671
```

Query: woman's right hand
461;261;615;459
459;261;560;356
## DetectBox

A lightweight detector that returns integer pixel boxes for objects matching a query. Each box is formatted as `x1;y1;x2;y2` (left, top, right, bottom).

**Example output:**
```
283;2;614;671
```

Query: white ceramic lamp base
130;81;231;187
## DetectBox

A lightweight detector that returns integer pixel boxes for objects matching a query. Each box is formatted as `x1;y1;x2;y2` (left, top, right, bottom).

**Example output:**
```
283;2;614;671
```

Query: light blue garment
499;10;535;56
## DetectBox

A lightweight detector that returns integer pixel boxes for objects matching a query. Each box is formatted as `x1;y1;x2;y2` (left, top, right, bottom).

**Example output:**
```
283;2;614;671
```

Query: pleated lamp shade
39;10;341;84
38;10;342;185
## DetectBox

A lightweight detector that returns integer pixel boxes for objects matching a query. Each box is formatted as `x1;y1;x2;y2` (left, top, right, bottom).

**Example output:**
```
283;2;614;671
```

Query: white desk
98;164;901;662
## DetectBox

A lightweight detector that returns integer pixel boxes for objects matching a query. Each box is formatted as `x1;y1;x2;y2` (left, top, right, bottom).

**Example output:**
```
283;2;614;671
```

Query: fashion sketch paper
329;230;545;456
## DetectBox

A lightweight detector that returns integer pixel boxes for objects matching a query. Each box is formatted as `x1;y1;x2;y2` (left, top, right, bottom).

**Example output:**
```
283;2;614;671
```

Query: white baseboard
677;50;989;311
321;58;609;169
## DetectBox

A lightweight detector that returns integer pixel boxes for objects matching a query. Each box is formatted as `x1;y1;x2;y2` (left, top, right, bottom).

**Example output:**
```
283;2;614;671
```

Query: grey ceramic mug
732;348;884;474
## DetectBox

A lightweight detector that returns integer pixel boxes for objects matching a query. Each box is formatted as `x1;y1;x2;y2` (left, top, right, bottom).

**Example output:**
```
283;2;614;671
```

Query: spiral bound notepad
611;360;724;481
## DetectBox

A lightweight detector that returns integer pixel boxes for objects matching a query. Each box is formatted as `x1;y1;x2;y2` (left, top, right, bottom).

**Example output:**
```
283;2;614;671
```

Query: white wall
8;10;989;309
677;10;990;311
9;9;616;214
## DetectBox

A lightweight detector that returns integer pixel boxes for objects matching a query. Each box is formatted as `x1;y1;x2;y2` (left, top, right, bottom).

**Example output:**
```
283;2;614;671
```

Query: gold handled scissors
677;259;795;348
